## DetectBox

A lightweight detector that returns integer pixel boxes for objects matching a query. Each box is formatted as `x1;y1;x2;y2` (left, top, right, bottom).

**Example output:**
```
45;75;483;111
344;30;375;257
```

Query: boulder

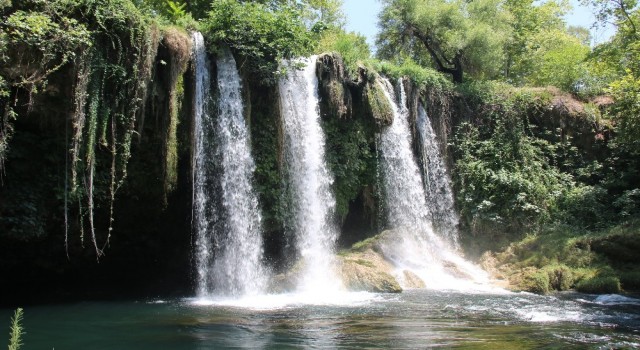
338;248;402;293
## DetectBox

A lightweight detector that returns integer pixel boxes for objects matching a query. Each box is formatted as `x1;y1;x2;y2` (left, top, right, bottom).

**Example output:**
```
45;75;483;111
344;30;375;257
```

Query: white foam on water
188;291;379;310
594;294;640;305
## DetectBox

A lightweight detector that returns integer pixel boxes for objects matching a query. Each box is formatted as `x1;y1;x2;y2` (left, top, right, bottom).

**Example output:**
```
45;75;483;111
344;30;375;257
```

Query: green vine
66;0;158;257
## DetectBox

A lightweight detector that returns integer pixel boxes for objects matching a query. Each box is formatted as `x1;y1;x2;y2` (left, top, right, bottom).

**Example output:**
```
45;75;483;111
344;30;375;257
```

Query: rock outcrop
338;247;402;293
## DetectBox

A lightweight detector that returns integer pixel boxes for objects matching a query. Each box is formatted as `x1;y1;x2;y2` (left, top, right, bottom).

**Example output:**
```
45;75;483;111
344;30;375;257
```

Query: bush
370;59;453;91
575;275;621;294
316;30;370;75
522;268;550;294
544;264;574;291
619;270;640;291
203;0;312;85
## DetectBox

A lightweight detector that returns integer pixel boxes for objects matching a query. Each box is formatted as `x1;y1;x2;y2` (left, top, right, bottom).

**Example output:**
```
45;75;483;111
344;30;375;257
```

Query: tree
521;29;590;90
376;0;511;83
567;25;592;46
302;0;345;30
584;1;640;151
503;0;570;84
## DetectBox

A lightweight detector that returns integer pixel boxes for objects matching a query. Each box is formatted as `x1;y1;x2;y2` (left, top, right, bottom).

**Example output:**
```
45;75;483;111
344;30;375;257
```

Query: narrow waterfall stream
376;77;487;289
192;32;266;298
416;103;460;247
278;56;342;293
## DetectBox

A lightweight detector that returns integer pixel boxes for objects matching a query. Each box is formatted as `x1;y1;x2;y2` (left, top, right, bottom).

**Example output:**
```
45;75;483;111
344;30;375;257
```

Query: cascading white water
416;104;460;247
192;31;215;297
278;56;341;293
192;32;266;298
377;77;488;289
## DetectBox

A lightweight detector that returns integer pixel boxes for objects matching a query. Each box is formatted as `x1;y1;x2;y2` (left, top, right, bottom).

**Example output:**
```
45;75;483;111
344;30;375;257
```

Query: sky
342;0;615;52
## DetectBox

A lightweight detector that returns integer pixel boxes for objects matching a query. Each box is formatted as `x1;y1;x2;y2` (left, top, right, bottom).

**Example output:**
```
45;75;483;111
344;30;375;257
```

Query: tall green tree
302;0;345;30
503;0;569;83
376;0;511;83
584;0;640;151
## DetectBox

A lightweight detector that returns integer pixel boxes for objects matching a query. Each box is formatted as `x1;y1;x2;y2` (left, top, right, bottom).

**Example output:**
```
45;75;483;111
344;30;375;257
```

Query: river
3;289;639;349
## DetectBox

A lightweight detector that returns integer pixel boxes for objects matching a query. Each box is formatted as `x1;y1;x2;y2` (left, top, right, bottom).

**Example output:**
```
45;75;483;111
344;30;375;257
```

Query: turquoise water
2;290;639;349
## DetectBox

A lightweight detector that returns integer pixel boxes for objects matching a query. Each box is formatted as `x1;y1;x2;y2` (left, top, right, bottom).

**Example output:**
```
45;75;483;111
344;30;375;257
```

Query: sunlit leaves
204;0;312;84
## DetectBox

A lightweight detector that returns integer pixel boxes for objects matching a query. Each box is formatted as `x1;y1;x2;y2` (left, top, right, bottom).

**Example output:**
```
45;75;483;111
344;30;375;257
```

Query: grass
484;220;640;294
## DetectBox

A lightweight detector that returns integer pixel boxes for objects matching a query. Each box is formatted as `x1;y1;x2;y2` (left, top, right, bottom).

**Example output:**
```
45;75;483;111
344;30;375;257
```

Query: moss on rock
363;76;393;127
338;247;402;293
316;53;352;119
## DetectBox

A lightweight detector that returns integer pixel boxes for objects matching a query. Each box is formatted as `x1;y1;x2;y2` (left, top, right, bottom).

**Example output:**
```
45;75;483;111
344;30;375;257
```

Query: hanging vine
66;0;160;258
162;28;191;202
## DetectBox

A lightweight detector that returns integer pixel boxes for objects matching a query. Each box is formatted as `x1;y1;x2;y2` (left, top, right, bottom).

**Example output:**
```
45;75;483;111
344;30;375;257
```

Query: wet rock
316;53;352;119
338;248;402;293
402;270;426;289
363;76;394;127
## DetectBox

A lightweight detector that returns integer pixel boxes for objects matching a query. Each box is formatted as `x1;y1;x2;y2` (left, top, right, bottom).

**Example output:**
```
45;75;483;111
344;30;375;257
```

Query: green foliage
0;0;159;256
0;0;92;168
608;72;640;153
323;115;376;219
522;268;550;294
164;0;187;23
370;60;453;91
377;0;511;82
582;1;640;150
363;78;394;125
503;0;570;83
300;0;345;30
487;220;640;294
544;264;574;291
556;185;611;230
521;29;590;91
518;264;575;293
250;88;285;230
1;5;91;90
316;30;370;75
575;275;621;294
7;308;24;350
204;0;313;85
619;270;640;290
453;84;573;233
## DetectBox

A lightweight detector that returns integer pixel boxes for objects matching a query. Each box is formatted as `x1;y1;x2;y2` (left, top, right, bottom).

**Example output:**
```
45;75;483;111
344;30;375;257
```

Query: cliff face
0;34;609;302
0;30;195;303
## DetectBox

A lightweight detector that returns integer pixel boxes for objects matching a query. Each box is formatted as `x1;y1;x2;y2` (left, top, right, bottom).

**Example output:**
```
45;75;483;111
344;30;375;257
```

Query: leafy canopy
377;0;511;83
204;0;313;84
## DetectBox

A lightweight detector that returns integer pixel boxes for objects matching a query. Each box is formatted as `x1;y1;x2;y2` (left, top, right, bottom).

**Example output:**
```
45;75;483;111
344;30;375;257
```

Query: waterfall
192;32;266;298
416;104;460;247
376;77;487;289
278;56;341;292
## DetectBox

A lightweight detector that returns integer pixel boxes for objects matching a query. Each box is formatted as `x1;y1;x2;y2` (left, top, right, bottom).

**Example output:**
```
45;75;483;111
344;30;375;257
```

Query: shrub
575;275;621;294
544;264;574;291
316;30;370;75
370;59;453;91
203;0;312;85
619;270;640;291
522;268;550;294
